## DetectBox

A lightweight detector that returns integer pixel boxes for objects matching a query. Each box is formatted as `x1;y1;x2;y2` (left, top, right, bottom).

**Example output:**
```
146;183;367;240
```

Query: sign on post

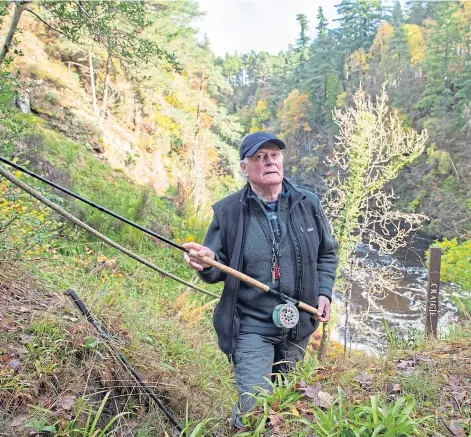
426;247;441;337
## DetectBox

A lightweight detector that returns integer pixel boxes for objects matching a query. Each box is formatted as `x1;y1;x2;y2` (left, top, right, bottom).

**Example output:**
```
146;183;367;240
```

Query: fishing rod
0;156;182;251
0;161;219;299
0;157;319;325
64;289;183;432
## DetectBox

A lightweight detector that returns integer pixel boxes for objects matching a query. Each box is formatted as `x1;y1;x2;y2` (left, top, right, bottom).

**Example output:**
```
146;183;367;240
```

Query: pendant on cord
271;244;280;284
272;263;280;283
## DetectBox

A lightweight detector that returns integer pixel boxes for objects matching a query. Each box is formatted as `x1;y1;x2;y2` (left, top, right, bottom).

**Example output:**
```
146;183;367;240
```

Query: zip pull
300;227;304;232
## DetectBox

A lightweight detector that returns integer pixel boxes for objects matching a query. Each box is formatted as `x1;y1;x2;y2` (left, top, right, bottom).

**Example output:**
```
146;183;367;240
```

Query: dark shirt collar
239;178;304;208
246;182;290;201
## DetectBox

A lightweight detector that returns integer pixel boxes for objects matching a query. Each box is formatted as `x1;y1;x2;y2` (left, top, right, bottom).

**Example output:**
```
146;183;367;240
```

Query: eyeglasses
252;151;282;162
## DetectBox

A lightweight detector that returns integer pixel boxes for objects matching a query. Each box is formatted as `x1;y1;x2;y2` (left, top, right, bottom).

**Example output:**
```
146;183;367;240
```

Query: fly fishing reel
272;303;299;328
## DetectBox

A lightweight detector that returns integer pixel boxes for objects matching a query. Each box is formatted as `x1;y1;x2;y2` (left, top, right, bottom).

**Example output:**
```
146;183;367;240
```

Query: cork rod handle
188;249;319;317
188;249;270;292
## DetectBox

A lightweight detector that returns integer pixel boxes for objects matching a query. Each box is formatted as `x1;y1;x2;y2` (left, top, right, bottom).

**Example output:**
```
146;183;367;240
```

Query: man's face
241;144;284;188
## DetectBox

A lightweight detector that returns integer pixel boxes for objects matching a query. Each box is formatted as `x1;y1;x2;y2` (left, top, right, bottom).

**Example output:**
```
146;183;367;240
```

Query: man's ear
240;162;248;176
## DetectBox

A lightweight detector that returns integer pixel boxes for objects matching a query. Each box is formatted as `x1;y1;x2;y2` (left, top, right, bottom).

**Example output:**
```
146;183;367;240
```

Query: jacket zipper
288;217;303;341
229;206;248;359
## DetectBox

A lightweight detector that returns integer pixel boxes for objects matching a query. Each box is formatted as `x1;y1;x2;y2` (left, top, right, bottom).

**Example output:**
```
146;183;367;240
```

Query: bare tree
324;87;428;351
190;71;207;217
88;51;98;114
0;1;31;65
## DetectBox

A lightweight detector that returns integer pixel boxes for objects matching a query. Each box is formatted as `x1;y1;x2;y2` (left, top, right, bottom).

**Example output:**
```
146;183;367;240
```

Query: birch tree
324;87;428;350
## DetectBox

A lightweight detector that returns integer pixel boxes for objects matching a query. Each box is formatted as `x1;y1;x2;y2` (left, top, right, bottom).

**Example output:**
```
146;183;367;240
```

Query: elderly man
183;131;338;429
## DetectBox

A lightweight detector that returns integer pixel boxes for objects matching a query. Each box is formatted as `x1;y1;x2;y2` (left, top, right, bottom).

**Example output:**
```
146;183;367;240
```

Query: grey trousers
231;331;311;428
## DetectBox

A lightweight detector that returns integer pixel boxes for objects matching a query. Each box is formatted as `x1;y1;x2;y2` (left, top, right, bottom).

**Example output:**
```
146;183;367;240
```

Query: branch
24;8;67;37
65;61;90;70
449;154;460;182
0;216;18;233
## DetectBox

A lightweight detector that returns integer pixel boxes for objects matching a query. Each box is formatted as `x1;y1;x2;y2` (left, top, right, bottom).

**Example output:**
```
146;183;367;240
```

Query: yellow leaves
1;180;59;256
462;0;471;20
370;22;393;56
347;49;369;76
13;171;22;178
164;93;181;109
404;24;426;65
277;90;313;137
433;238;471;290
154;111;180;135
254;99;271;123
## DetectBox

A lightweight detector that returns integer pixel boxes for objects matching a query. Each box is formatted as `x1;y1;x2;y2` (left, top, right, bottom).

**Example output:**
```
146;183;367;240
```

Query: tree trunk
89;51;98;114
317;322;329;362
101;53;112;123
194;71;205;143
0;1;28;66
134;100;141;135
192;71;206;215
133;84;142;135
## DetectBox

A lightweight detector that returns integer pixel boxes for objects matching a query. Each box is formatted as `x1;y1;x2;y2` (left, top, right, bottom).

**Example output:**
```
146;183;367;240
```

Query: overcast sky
196;0;339;57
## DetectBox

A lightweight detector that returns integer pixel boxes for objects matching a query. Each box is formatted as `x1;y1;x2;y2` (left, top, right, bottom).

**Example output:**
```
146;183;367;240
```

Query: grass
2;191;471;436
1;120;236;434
0;251;235;435
1;111;471;436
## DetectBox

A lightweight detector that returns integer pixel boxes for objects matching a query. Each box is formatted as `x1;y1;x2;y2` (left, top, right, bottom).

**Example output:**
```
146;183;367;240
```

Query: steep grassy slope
1;10;470;437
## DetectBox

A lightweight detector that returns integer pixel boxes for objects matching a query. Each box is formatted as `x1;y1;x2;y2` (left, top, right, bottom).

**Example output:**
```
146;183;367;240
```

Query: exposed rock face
13;22;182;198
15;91;31;113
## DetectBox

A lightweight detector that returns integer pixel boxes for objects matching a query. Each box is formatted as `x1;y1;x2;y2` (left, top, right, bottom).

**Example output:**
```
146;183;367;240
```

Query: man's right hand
182;242;215;271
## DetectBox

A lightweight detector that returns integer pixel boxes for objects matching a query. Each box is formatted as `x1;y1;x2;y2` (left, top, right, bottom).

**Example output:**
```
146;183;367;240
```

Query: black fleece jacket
199;179;338;359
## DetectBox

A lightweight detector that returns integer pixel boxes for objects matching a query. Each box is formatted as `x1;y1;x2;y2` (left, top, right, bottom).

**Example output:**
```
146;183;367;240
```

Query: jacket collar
239;178;305;207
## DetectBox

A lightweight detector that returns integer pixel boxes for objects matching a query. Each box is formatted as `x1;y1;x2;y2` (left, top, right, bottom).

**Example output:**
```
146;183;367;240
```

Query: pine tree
405;0;425;25
296;13;310;62
294;14;310;86
336;0;384;55
386;1;413;107
451;1;471;129
405;0;435;26
415;2;462;119
303;7;342;129
221;54;243;87
316;6;328;37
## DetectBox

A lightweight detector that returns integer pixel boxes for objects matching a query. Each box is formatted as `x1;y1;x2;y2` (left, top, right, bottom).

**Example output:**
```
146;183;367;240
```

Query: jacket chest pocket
300;220;319;264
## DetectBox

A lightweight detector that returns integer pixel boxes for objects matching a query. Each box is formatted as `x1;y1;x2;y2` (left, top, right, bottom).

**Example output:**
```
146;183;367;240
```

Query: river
331;232;460;352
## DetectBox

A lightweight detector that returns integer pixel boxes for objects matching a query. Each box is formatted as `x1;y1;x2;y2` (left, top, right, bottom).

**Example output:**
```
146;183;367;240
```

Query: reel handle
188;249;319;318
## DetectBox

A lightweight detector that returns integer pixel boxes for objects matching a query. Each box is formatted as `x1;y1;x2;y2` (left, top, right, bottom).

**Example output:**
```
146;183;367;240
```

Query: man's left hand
317;296;331;323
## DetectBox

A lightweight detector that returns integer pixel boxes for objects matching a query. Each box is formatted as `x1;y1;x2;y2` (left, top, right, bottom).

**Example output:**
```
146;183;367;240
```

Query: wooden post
426;247;441;337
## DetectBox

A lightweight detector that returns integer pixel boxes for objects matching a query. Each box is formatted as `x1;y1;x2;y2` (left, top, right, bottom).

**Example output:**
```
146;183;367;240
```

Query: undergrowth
1;110;470;436
0;128;236;434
